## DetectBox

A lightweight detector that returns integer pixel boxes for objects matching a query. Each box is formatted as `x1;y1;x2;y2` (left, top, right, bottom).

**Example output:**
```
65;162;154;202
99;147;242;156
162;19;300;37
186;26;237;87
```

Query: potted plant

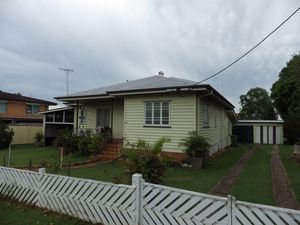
179;131;211;169
34;131;44;147
294;138;300;154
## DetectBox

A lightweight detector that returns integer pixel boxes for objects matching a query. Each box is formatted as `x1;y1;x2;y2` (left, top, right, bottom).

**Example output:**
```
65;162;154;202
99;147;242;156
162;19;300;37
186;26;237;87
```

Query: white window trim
144;101;170;127
26;103;40;114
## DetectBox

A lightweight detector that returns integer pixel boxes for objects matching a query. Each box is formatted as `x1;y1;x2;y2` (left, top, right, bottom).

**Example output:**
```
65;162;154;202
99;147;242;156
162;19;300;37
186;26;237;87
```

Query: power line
194;6;300;85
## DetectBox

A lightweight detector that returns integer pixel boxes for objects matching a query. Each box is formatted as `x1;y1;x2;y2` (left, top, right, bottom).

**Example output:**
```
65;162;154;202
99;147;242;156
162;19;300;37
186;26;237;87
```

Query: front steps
99;140;123;160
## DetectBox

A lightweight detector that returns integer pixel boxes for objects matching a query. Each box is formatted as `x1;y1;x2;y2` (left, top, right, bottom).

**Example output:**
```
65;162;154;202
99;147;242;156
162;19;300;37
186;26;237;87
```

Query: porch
73;97;124;141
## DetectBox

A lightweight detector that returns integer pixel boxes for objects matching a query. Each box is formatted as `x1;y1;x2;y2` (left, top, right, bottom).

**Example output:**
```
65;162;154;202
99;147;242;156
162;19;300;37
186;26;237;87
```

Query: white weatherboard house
56;74;236;160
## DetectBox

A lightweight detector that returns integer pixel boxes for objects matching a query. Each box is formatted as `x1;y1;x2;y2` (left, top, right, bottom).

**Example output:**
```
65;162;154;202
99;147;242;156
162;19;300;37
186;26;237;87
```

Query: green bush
89;132;111;154
125;137;170;184
34;131;44;144
0;122;14;150
179;131;211;168
54;129;78;155
54;128;111;156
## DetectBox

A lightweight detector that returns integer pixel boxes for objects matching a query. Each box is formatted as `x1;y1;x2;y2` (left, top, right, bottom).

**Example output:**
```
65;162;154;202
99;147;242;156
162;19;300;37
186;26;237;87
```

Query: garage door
254;125;281;144
233;125;253;143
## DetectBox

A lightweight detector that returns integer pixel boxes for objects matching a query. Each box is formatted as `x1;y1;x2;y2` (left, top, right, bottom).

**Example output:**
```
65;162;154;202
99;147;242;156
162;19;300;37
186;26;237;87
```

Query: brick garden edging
210;145;256;196
271;145;299;209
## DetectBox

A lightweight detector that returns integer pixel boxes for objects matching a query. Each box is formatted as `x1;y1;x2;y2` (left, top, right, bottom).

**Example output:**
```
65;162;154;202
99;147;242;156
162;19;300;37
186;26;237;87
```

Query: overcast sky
0;0;299;110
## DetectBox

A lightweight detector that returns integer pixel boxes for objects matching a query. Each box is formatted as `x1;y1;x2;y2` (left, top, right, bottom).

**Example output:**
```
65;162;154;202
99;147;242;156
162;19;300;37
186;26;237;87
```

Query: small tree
34;131;44;146
0;122;14;150
179;131;211;168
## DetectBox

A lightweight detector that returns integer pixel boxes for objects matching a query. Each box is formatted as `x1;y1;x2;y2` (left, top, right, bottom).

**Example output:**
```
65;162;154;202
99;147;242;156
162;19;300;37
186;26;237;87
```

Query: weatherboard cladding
124;93;197;153
198;98;232;153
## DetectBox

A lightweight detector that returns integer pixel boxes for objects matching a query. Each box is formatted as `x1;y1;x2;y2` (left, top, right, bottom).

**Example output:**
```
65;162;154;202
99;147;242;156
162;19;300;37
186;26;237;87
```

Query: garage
233;120;284;144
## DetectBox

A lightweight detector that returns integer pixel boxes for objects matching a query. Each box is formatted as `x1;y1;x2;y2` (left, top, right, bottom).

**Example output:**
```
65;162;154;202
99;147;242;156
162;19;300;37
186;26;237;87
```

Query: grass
66;145;248;193
0;197;92;225
230;145;274;205
164;145;248;193
0;144;89;167
278;144;300;204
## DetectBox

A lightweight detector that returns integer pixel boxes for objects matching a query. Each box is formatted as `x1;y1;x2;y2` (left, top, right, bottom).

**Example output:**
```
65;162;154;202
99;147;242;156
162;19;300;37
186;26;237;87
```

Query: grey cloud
0;0;299;109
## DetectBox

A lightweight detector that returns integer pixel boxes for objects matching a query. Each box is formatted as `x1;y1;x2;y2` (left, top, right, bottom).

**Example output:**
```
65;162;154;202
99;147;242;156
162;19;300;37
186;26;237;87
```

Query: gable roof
58;76;196;98
55;75;234;109
0;91;56;105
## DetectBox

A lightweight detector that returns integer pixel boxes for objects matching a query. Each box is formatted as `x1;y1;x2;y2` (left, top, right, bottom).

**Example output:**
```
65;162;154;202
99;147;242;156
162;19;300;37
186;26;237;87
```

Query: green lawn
278;145;300;204
67;145;248;193
0;145;89;167
230;145;274;205
0;197;92;225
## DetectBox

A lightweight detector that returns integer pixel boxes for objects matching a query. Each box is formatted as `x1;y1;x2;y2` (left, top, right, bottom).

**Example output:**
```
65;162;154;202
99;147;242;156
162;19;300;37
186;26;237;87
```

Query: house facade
56;75;236;158
0;91;56;144
0;91;56;124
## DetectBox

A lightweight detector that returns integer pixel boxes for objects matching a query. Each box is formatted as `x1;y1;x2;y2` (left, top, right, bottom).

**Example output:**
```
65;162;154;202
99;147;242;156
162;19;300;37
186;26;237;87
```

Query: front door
96;108;110;128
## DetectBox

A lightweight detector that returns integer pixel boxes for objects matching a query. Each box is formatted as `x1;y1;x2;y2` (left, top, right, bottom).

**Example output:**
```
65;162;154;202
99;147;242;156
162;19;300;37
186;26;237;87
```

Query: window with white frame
0;101;7;113
203;103;209;127
145;101;170;126
26;104;40;114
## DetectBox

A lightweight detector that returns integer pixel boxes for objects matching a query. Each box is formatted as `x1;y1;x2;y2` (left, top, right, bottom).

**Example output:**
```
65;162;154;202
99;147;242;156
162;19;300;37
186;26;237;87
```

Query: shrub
89;131;111;154
179;131;211;168
54;129;78;155
125;137;170;184
54;128;112;156
0;122;14;150
34;131;44;145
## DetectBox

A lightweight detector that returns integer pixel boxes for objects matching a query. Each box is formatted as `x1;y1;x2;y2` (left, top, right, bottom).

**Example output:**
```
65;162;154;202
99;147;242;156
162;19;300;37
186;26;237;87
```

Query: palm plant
179;131;211;168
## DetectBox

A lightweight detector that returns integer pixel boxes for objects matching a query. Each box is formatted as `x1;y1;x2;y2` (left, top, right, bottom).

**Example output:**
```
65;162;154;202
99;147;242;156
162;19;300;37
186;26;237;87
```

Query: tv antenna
58;68;74;95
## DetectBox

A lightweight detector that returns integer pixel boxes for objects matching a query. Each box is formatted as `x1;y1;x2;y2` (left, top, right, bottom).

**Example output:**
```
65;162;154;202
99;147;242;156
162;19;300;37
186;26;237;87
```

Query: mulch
271;145;299;209
210;145;256;197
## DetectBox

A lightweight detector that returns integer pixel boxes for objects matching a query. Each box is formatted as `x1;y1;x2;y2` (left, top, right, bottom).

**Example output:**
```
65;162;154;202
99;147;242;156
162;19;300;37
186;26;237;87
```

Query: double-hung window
26;104;40;114
145;101;170;126
0;101;7;113
203;103;209;127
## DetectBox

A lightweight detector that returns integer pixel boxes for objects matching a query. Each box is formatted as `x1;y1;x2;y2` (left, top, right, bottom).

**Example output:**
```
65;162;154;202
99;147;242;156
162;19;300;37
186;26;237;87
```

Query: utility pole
58;68;74;95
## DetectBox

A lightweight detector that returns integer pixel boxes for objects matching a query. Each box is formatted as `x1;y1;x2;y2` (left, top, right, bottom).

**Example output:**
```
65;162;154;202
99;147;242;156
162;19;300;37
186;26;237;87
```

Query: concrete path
210;145;256;197
271;145;299;209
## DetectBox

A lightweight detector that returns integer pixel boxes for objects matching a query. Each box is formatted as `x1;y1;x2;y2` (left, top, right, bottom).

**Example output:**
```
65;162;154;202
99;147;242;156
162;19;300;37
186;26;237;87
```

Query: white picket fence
0;166;300;225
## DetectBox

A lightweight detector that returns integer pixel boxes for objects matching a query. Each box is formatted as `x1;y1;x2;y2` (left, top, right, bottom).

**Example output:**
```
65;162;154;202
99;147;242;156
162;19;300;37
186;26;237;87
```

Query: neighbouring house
0;90;56;144
39;107;74;145
233;120;284;144
55;74;237;160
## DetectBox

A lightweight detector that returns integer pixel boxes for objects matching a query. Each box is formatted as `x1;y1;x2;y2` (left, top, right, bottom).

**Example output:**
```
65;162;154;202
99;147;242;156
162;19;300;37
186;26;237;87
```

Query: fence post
227;195;236;225
8;144;11;167
132;173;143;225
38;167;46;174
37;167;46;207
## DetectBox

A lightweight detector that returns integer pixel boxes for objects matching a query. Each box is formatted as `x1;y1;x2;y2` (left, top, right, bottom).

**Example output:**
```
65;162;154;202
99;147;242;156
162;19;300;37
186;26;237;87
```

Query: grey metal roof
55;75;235;110
58;75;198;98
237;120;284;124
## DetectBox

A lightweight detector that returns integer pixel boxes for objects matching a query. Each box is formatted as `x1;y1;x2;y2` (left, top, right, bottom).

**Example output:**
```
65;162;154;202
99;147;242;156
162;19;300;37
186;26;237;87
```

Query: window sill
143;125;171;128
